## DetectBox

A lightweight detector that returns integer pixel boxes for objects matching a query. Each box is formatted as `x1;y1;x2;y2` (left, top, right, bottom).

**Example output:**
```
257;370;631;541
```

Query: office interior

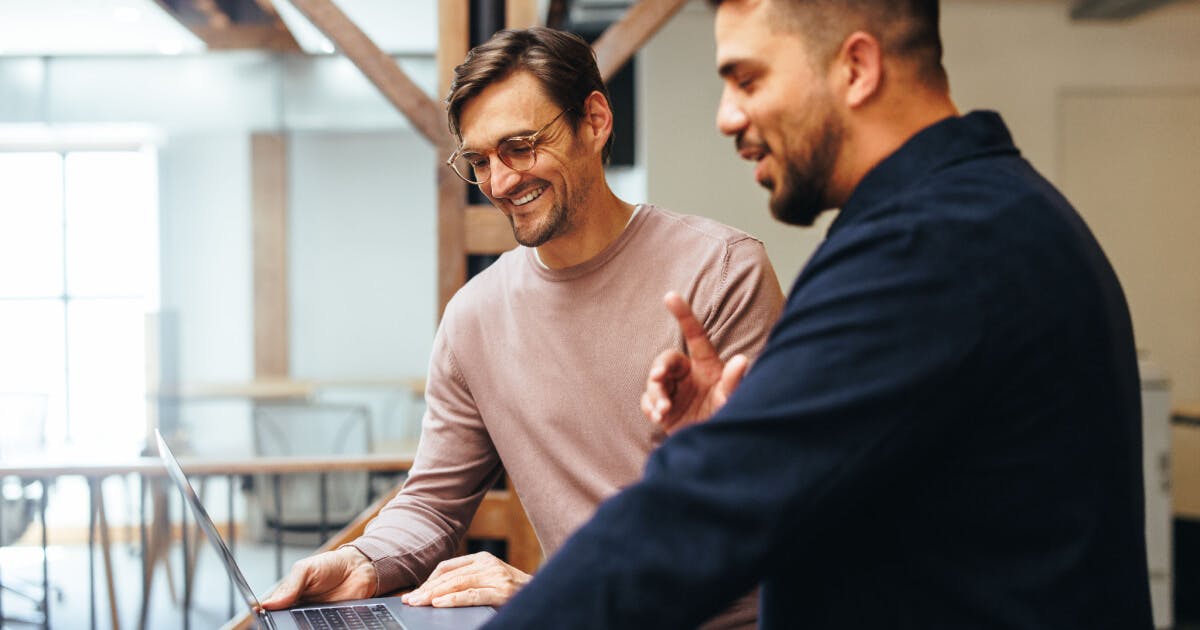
0;0;1198;628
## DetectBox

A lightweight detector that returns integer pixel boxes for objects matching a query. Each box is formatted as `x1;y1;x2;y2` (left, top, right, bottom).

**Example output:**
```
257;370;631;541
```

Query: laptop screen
156;429;275;629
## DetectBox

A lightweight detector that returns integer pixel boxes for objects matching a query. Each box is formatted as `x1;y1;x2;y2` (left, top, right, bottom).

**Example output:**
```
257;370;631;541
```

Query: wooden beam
288;0;451;148
437;0;471;316
466;205;518;254
438;0;470;109
592;0;689;81
252;133;291;379
152;0;301;51
506;0;540;29
437;167;467;317
191;23;302;51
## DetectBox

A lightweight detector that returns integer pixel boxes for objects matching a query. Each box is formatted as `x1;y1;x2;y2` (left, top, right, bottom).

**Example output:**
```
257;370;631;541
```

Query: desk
0;451;416;630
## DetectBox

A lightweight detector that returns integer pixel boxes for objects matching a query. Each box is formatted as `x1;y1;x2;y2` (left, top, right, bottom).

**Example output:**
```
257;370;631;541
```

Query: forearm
352;461;503;593
355;325;503;594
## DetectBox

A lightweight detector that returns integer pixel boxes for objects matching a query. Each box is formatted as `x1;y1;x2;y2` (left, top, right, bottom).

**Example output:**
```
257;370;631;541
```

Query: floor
1;535;315;629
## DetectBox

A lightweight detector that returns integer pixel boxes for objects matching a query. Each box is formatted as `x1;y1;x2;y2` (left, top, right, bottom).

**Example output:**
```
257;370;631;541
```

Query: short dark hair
712;0;948;91
446;27;614;162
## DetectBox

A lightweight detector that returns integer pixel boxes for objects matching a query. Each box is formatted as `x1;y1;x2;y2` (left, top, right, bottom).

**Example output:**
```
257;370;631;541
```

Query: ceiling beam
1070;0;1184;19
591;0;689;81
287;0;452;149
507;0;542;29
152;0;301;51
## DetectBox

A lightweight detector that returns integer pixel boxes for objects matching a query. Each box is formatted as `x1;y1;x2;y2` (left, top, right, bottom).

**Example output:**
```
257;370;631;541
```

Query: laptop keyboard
290;604;404;630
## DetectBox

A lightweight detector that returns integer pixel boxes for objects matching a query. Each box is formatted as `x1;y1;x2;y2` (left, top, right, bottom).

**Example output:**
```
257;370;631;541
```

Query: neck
536;184;635;269
832;90;960;206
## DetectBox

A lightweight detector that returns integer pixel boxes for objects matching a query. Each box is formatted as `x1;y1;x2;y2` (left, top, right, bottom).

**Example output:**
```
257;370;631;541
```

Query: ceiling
0;0;205;56
0;0;436;56
0;0;1191;58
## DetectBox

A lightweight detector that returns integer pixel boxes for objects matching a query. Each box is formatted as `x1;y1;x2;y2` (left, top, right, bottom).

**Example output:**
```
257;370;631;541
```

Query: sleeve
484;222;984;628
702;236;785;363
348;320;504;595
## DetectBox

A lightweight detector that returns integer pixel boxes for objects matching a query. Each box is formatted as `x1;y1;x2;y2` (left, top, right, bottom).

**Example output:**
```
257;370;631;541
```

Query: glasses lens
451;152;488;184
498;139;536;172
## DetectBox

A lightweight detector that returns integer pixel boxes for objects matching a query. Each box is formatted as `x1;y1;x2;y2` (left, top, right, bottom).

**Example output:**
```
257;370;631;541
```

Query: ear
579;90;614;155
831;31;882;109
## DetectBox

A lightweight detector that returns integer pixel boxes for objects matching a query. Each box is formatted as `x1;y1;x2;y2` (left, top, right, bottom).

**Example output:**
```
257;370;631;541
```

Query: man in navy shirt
486;0;1153;628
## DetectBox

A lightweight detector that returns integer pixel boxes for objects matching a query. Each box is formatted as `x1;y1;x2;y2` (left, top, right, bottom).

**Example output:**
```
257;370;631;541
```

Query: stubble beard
511;195;572;248
769;98;845;227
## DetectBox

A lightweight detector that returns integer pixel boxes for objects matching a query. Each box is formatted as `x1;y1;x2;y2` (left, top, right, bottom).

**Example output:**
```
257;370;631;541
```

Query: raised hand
400;552;531;608
260;546;377;610
641;291;749;434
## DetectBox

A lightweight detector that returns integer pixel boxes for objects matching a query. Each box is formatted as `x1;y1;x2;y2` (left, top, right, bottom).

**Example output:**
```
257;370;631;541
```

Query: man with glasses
262;27;782;628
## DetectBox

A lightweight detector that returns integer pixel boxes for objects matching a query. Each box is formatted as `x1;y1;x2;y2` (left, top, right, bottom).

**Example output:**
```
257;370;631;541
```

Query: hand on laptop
641;291;749;434
260;546;377;610
400;552;531;608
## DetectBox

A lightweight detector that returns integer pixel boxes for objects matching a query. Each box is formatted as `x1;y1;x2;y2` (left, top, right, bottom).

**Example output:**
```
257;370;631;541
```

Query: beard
767;95;845;227
511;198;570;247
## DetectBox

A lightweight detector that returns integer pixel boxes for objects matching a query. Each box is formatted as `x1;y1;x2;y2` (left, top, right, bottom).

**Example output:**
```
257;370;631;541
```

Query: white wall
289;130;437;381
639;0;1200;397
158;132;256;455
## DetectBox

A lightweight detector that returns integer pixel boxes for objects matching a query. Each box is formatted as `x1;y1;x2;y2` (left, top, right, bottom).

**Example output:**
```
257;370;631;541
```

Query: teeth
513;186;545;206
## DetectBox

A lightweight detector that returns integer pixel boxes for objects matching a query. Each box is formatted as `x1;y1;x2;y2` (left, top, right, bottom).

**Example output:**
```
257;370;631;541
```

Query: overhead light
114;5;142;23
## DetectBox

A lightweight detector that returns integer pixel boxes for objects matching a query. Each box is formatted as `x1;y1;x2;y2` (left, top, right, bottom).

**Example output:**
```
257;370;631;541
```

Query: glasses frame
446;107;573;185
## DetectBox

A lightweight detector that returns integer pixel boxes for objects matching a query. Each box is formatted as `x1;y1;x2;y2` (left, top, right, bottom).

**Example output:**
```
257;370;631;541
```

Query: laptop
155;430;496;630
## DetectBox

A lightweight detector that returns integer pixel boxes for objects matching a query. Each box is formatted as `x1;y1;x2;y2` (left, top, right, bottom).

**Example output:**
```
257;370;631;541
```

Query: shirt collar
831;110;1020;234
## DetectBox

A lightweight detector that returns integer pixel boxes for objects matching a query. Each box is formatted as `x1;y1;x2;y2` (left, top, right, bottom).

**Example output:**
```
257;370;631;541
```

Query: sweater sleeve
348;321;503;595
704;236;785;363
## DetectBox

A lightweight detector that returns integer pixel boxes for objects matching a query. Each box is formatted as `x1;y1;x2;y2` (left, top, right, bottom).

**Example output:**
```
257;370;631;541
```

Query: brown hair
446;27;615;162
711;0;948;91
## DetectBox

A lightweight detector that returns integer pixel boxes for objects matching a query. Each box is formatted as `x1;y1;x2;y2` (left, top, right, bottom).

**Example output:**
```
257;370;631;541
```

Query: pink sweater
351;206;783;627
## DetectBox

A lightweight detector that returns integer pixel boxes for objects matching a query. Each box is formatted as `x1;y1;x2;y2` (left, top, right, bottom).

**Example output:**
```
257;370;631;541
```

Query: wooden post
252;133;290;379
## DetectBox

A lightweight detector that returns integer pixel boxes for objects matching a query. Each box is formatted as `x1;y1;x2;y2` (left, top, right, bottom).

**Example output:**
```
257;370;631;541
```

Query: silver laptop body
155;430;495;630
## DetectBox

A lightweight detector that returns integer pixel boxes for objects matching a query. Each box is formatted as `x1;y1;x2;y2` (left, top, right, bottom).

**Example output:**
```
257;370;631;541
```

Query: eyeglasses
446;108;573;185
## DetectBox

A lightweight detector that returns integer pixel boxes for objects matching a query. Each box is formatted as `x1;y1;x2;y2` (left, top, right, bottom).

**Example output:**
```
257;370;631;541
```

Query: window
0;148;158;456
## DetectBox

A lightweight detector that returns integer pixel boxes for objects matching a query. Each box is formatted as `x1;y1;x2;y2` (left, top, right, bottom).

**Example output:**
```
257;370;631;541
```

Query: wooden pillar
252;132;290;379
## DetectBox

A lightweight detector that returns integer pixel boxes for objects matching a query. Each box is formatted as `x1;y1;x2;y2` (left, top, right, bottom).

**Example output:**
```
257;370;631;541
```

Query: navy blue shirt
487;112;1153;629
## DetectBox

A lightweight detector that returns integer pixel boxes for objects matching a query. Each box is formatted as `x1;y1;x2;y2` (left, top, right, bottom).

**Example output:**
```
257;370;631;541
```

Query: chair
251;402;373;536
0;392;52;626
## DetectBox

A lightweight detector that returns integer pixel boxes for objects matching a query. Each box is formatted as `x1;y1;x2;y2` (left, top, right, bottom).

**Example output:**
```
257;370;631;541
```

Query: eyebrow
459;127;539;153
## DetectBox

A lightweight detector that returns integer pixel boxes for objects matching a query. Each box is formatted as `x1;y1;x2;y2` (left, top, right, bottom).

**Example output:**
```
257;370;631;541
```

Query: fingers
431;587;506;608
642;350;689;424
403;553;528;608
716;354;749;401
420;554;474;582
260;566;307;610
261;548;375;610
663;292;719;363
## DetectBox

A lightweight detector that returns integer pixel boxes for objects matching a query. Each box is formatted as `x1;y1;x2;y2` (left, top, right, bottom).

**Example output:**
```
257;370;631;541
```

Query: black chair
0;392;55;626
251;402;373;541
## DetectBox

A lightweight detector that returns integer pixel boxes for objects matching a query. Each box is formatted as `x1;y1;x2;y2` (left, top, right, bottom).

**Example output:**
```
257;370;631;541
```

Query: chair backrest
0;392;46;546
251;402;372;528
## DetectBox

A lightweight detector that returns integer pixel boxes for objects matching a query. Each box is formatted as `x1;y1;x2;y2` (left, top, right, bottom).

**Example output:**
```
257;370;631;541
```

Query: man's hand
641;291;749;434
260;546;377;610
400;552;531;608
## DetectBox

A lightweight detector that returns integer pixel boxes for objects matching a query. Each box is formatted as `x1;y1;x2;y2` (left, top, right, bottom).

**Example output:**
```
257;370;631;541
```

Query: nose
488;155;522;197
716;88;748;137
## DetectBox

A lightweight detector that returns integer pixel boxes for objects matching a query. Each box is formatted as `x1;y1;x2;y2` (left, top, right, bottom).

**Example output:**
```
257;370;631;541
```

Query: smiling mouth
512;186;547;206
